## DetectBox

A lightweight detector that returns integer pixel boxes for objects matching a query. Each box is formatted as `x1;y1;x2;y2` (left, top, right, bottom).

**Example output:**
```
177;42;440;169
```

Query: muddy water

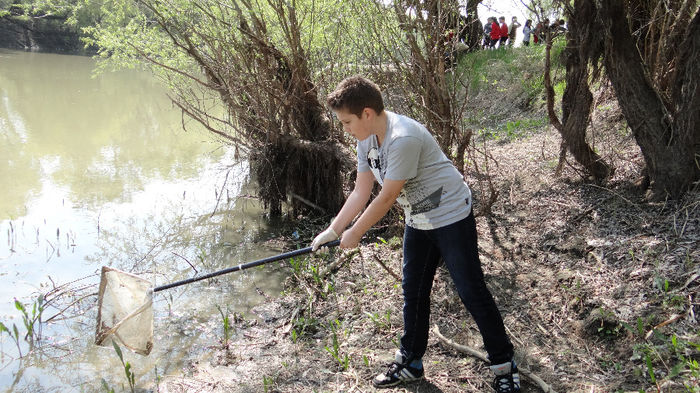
0;50;293;392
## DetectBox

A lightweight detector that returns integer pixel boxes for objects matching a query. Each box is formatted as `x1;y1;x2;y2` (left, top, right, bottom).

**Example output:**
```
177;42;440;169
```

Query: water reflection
0;50;290;392
0;49;213;216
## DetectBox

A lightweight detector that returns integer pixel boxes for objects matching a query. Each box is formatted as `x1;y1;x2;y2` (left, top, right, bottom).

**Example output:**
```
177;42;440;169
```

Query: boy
311;76;520;392
498;16;509;47
483;17;493;49
508;16;522;46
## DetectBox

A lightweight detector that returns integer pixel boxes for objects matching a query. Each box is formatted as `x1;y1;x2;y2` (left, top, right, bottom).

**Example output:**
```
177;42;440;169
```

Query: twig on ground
433;324;557;393
370;253;401;282
676;270;700;291
645;314;684;340
321;249;359;278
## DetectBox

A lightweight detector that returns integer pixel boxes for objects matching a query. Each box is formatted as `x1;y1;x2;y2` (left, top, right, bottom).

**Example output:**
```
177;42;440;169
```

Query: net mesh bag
95;266;154;355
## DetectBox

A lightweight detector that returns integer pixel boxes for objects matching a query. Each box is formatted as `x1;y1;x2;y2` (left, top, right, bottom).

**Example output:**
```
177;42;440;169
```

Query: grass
365;309;392;332
216;304;233;348
111;341;136;393
449;41;568;143
324;319;350;371
0;294;46;357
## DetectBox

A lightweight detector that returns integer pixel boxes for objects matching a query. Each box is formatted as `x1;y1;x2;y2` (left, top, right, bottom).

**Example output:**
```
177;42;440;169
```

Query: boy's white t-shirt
357;111;472;230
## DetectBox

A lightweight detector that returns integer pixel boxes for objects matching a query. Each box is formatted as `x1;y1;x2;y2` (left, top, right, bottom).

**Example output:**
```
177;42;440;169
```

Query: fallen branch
372;254;401;282
676;269;700;292
290;192;326;213
320;249;359;278
432;325;557;393
645;314;684;340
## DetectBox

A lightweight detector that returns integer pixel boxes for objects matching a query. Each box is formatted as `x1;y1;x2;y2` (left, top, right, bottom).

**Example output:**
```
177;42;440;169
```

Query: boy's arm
340;177;405;249
311;170;374;251
329;170;375;234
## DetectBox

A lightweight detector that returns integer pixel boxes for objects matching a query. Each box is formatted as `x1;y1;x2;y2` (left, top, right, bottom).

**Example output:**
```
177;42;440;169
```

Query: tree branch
433;325;558;393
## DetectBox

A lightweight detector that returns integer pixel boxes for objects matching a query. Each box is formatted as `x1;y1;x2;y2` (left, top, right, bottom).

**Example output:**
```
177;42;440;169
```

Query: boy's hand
340;227;362;249
311;227;338;253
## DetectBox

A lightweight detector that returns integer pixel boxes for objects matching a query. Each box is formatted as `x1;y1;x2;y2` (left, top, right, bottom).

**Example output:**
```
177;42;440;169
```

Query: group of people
483;16;521;49
484;16;567;48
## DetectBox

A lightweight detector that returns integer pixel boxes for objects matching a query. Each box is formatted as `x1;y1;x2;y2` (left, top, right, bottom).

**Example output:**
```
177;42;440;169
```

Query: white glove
311;227;338;253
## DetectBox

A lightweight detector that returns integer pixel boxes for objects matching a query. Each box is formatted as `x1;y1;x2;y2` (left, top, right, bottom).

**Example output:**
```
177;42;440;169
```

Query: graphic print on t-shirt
367;147;383;181
356;111;471;230
367;145;443;217
409;186;443;214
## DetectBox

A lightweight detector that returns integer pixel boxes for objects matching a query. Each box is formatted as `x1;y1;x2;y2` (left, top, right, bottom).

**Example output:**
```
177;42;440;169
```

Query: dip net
95;266;154;355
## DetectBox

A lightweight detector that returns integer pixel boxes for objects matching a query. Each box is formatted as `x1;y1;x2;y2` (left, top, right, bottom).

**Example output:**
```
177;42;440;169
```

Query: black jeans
400;212;514;365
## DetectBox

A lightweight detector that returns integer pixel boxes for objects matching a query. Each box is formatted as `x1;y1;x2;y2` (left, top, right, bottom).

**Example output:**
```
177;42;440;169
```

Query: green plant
0;294;46;357
112;341;136;393
505;120;521;138
621;317;646;338
324;320;350;371
262;375;274;392
15;295;45;350
101;378;116;393
644;352;657;384
216;304;233;347
365;309;392;331
0;321;22;357
289;256;304;275
623;317;700;391
291;315;320;343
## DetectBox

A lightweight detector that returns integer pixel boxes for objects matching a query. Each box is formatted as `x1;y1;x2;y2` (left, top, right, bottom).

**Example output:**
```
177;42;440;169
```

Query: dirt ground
158;111;699;393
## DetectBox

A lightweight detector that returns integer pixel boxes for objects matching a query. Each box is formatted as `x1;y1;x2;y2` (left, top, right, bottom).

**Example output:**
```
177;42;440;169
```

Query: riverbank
0;16;91;54
156;102;700;392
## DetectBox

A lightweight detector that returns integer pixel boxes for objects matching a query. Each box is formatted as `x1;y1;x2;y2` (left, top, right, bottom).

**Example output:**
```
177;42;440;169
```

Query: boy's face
334;108;372;141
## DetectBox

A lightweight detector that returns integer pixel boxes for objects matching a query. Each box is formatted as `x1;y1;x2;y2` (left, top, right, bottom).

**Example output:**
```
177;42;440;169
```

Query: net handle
154;239;340;292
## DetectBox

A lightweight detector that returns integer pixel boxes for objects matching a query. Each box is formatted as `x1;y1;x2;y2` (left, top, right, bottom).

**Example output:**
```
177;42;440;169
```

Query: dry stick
371;254;401;282
172;252;198;274
289;192;325;213
320;249;359;279
210;169;231;218
44;293;96;323
677;270;700;291
645;314;685;340
432;325;557;393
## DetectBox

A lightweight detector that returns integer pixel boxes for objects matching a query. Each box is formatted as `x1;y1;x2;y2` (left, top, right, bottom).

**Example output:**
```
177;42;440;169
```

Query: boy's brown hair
326;76;384;118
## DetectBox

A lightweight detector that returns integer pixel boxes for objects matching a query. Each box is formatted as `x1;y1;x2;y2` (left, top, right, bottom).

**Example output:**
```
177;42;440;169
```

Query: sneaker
372;350;424;388
490;360;521;393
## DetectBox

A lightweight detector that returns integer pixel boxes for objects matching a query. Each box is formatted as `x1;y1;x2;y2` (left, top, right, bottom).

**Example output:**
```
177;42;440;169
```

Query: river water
0;50;292;392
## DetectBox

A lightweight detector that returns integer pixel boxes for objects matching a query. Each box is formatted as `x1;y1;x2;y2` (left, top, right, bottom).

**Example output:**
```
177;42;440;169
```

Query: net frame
95;266;154;355
94;239;339;356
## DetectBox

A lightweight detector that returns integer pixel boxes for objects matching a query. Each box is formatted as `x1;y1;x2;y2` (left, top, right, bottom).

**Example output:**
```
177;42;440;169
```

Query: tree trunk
559;0;613;181
670;7;700;190
398;0;457;157
600;0;699;199
462;0;483;51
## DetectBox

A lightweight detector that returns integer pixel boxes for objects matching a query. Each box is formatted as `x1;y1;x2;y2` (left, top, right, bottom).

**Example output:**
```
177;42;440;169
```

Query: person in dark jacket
508;16;521;46
483;17;493;49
